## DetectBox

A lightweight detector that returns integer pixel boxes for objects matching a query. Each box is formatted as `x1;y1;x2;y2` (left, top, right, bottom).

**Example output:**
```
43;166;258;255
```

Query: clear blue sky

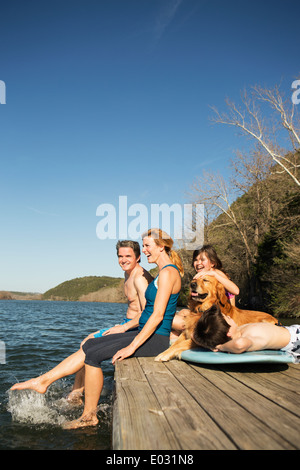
0;0;299;292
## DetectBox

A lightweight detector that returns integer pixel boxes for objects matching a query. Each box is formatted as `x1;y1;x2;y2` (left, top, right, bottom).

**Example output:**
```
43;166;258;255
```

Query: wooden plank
166;360;294;450
113;358;180;450
249;368;300;392
138;357;236;450
280;364;300;381
220;364;300;417
188;363;299;449
113;355;148;382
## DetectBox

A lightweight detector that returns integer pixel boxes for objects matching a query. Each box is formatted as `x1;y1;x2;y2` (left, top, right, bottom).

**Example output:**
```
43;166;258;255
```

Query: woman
170;244;239;340
11;229;184;429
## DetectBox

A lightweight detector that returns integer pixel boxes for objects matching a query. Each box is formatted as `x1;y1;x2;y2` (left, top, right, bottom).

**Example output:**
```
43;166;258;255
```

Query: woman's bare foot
10;377;48;394
62;412;98;429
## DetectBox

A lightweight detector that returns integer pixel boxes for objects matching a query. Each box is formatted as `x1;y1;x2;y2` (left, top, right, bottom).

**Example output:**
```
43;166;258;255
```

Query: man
92;240;153;337
68;240;153;402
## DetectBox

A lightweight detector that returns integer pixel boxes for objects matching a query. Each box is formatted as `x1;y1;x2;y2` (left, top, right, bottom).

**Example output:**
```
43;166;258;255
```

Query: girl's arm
112;268;179;363
194;269;239;296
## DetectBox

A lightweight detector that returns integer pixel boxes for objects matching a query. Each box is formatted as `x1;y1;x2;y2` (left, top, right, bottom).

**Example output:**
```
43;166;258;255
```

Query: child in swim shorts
280;325;300;362
193;305;300;363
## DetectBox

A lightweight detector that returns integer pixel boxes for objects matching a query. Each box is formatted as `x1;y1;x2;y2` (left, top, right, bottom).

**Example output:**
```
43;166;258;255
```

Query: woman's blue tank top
138;264;180;336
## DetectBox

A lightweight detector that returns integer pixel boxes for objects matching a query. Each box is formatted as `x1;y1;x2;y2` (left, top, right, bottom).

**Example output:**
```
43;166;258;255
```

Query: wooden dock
112;357;300;450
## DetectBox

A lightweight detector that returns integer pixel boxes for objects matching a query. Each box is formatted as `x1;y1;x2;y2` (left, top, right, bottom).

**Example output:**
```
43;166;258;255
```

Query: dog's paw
155;353;170;362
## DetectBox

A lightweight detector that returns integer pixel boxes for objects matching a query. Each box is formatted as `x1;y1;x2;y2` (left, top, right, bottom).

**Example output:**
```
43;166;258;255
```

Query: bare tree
190;170;254;270
211;84;300;186
189;147;294;307
230;147;273;191
230;149;276;249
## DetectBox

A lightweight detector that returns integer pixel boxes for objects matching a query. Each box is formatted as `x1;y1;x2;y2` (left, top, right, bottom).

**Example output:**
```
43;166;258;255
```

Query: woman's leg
67;332;97;401
63;364;104;428
67;327;110;402
78;332;169;423
11;349;86;394
63;332;169;429
63;332;137;428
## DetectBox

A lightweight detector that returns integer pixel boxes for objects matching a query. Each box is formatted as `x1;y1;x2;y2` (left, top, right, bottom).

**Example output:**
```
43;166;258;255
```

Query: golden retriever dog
155;275;278;362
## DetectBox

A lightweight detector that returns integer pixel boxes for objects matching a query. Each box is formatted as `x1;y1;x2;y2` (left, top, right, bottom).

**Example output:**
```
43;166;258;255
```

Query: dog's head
188;275;228;312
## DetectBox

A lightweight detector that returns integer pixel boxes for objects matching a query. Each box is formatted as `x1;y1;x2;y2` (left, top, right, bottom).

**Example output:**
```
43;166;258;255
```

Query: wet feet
66;390;84;406
62;412;98;429
10;377;47;394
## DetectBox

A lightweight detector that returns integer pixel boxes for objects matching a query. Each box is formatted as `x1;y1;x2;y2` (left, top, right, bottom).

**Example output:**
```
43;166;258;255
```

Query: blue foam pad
181;348;295;364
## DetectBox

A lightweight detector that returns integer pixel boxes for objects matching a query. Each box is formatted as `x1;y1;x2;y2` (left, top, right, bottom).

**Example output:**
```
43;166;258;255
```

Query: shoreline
0;295;298;319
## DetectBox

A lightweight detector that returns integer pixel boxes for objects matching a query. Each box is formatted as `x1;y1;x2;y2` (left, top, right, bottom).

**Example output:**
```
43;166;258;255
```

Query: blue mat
181;348;295;364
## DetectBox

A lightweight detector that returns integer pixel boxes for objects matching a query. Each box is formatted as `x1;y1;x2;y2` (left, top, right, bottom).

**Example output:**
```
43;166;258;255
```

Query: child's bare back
238;322;291;351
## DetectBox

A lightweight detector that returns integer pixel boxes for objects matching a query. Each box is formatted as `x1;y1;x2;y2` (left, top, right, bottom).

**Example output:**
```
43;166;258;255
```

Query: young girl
192;245;239;304
170;245;239;340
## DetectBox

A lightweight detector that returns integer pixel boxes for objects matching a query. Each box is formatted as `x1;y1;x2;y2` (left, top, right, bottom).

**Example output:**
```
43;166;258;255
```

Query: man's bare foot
10;377;47;394
62;412;98;429
66;390;84;406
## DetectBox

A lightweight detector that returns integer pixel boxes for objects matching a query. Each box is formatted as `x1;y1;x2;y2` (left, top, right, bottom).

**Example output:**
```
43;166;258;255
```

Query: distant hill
0;291;13;300
43;276;126;302
0;291;42;300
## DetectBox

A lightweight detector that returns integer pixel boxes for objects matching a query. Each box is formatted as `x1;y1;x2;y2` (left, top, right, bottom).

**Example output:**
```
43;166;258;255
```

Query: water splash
7;389;67;427
7;381;112;428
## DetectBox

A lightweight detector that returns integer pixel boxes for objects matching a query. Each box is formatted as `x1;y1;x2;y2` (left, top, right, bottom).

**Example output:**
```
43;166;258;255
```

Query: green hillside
187;152;300;317
43;276;122;301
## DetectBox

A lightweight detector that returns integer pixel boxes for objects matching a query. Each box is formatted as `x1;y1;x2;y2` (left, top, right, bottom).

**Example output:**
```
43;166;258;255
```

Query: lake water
0;299;128;450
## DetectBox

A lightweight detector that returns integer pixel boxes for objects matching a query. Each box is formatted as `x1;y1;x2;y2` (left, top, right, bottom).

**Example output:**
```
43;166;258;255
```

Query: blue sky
0;0;299;292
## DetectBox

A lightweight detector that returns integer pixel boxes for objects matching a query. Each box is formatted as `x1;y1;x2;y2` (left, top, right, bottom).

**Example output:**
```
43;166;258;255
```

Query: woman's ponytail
169;249;184;278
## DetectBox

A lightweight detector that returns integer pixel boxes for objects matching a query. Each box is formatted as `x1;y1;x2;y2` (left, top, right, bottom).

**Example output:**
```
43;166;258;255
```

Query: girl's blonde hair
142;228;184;277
